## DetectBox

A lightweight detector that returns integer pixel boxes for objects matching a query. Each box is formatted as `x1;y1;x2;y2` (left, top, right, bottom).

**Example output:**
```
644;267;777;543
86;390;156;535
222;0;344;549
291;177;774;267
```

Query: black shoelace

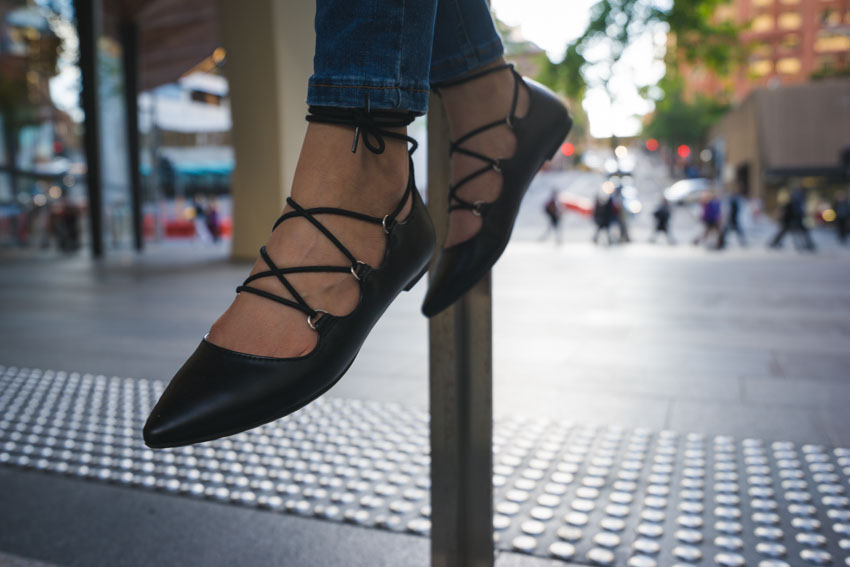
435;63;520;217
235;101;418;332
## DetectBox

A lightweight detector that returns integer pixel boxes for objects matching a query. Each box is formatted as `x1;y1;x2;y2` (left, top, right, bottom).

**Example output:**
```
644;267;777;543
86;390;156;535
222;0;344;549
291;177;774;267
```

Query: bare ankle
439;60;529;138
292;123;411;218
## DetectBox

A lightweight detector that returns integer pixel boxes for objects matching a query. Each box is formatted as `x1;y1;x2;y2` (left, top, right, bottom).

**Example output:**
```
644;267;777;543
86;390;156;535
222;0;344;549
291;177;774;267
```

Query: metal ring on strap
307;309;329;331
350;261;367;281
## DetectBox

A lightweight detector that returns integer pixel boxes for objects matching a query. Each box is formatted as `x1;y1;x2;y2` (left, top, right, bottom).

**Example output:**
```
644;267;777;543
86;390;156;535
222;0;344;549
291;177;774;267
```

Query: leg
421;0;570;315
209;0;438;358
430;0;519;246
770;225;787;247
145;1;442;447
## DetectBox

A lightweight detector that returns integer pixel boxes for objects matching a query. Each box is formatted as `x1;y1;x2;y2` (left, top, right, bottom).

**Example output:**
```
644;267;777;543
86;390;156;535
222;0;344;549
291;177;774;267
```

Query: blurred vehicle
663;178;712;205
557;191;593;216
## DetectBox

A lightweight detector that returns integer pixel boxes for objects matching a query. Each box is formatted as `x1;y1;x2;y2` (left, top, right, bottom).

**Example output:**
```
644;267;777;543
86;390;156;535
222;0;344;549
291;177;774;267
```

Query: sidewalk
1;195;850;566
3;237;848;445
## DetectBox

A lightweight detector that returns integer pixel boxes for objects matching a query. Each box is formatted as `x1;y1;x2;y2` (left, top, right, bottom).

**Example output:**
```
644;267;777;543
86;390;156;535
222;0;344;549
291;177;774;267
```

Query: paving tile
0;551;61;567
742;376;850;408
667;400;829;443
496;551;584;567
494;385;670;430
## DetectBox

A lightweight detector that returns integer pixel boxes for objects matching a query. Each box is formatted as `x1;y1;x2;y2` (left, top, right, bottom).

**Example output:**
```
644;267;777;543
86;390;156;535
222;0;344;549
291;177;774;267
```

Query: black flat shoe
421;63;571;317
144;110;435;449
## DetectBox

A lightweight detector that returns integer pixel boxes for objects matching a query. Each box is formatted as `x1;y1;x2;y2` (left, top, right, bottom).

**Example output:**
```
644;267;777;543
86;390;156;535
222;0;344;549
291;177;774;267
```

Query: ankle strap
307;98;419;155
432;62;515;93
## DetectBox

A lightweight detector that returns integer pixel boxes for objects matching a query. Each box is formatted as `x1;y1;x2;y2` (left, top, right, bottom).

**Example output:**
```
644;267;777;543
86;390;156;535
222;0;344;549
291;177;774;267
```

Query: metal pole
427;96;494;567
75;0;104;258
119;20;144;253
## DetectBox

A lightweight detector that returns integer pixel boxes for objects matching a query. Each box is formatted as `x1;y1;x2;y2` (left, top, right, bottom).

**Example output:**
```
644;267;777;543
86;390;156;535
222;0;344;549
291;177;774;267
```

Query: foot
439;60;529;247
206;122;411;358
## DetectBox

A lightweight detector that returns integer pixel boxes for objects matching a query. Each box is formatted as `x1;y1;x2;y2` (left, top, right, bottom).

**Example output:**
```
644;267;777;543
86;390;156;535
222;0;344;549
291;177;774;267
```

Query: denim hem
429;38;505;85
307;78;431;115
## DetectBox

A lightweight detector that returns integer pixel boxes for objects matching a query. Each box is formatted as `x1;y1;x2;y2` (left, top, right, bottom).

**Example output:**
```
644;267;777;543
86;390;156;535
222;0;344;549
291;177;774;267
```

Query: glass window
816;32;850;52
776;57;801;74
778;12;802;29
751;44;774;58
715;5;736;22
780;33;800;50
821;8;842;25
752;14;775;31
750;59;773;76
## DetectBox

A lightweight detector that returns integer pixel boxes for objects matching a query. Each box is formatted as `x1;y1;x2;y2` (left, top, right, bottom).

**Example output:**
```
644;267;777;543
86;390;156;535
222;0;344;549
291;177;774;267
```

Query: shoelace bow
236;102;417;331
438;63;520;217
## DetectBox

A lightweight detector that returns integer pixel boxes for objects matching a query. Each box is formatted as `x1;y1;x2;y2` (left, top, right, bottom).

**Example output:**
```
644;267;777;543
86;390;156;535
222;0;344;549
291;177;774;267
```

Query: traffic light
645;138;659;152
560;142;575;157
677;145;691;159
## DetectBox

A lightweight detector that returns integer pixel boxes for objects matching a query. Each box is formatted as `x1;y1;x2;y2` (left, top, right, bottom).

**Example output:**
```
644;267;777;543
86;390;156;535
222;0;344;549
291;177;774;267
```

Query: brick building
681;0;850;102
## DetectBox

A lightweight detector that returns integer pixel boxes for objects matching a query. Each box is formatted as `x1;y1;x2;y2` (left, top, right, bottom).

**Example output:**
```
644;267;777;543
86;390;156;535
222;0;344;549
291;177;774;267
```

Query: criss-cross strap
236;101;417;331
434;63;521;217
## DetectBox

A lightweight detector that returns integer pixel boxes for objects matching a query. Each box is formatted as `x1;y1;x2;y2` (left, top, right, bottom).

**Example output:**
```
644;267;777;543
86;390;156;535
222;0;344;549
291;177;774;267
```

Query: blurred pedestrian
718;189;747;248
833;190;849;245
191;194;213;243
693;191;721;248
611;185;631;243
769;186;815;251
540;190;563;244
592;193;614;245
650;197;674;244
206;200;221;243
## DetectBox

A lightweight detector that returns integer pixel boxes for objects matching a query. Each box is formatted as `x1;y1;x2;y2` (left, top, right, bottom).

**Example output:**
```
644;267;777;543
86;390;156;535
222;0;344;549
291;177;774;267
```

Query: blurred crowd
542;180;850;252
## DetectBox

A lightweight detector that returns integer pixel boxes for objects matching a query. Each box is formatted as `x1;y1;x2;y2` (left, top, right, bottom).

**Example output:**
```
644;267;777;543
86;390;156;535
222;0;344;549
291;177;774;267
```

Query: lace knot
307;96;419;155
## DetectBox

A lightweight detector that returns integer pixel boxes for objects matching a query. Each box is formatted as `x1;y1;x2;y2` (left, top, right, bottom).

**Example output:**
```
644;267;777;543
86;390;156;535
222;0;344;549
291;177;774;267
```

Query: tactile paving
1;366;849;566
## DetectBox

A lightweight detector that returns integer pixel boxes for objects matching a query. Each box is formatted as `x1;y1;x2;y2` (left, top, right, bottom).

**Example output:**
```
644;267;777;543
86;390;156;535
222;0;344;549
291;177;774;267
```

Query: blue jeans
307;0;504;115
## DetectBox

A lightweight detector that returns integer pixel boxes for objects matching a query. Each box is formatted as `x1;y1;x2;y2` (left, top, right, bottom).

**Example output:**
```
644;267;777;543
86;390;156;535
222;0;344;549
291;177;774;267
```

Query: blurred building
709;77;850;205
681;0;850;102
496;19;546;79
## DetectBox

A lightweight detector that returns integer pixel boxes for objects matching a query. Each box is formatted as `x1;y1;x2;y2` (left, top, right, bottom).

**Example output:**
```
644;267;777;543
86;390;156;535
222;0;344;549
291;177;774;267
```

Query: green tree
642;75;729;148
537;0;742;143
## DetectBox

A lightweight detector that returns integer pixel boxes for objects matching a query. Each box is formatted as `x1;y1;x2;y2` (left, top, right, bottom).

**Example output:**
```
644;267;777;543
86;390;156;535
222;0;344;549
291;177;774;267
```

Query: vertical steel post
427;97;494;567
75;0;104;258
119;20;144;253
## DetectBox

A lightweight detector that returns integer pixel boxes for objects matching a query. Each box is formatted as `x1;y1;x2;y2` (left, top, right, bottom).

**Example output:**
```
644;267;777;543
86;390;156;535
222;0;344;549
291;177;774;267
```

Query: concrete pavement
1;164;850;566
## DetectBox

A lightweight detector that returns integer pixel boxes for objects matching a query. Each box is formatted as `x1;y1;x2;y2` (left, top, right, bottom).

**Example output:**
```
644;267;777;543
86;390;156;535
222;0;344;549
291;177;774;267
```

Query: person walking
649;197;674;244
611;184;631;243
718;189;746;248
540;189;564;244
143;0;572;448
693;191;721;248
592;192;614;245
769;186;816;251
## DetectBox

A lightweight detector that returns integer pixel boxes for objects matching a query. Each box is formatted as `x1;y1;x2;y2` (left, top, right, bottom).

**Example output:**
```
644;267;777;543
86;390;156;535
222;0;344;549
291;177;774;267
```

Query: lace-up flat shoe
144;111;435;449
422;64;571;317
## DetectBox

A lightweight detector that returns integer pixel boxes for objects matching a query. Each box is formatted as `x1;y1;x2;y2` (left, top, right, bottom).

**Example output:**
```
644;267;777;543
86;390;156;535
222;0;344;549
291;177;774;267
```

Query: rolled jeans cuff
307;78;431;116
429;37;504;86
